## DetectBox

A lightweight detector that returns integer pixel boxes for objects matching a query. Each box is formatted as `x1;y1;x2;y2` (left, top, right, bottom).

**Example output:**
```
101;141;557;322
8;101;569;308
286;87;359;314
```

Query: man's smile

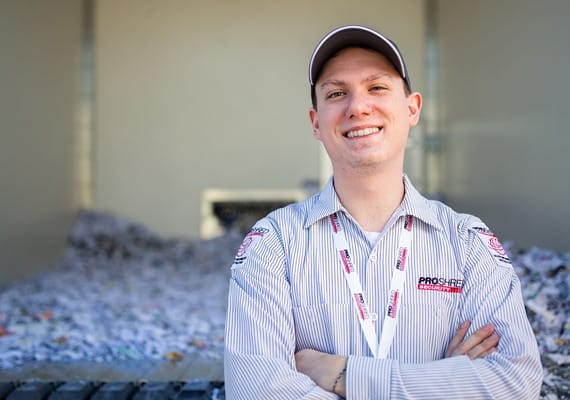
344;126;382;138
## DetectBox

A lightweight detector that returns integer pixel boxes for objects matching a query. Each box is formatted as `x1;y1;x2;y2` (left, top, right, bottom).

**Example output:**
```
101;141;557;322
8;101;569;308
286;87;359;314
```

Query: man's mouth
345;127;381;138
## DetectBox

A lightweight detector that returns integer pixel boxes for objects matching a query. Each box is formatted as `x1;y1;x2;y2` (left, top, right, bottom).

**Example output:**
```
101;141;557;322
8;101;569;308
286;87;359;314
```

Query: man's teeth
346;127;379;138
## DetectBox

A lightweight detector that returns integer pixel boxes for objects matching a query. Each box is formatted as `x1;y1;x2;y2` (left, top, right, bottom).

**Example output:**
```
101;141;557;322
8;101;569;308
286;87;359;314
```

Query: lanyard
329;212;413;359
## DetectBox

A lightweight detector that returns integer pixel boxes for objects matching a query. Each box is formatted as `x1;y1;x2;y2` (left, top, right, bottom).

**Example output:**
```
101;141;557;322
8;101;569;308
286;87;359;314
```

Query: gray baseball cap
308;25;411;90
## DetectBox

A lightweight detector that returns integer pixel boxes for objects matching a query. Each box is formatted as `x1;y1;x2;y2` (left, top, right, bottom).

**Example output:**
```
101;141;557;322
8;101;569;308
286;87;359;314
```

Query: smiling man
225;25;542;399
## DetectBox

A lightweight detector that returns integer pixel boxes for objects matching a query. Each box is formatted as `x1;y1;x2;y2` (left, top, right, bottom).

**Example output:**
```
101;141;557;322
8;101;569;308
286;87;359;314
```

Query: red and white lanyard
329;212;414;359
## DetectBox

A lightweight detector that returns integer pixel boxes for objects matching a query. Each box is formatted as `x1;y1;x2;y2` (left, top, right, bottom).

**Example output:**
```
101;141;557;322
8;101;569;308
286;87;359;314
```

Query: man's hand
446;321;500;359
295;349;347;397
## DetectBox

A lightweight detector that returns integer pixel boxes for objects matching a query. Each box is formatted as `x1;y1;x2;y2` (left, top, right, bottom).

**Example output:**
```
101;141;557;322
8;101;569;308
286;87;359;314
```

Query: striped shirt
225;176;542;399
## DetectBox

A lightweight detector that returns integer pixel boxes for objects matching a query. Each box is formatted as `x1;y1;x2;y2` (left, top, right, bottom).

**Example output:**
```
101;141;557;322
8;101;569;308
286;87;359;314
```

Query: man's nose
346;90;372;118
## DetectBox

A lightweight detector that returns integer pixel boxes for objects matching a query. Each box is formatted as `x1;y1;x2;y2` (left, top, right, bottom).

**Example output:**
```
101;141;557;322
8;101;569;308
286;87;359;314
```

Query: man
225;25;542;399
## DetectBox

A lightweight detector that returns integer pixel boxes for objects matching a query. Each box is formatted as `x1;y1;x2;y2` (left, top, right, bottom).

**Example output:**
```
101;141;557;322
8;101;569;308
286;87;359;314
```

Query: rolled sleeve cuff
346;356;392;399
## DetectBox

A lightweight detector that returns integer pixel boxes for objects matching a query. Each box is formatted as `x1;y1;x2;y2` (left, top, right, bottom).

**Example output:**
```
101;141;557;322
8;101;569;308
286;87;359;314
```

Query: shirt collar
304;178;344;229
304;174;444;231
399;174;444;231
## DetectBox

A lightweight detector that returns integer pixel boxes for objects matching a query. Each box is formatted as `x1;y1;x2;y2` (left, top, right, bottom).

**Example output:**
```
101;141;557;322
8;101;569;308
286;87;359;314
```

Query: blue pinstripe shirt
225;176;542;399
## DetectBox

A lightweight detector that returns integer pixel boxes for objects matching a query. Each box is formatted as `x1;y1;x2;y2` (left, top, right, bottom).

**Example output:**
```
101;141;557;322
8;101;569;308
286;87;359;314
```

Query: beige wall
436;0;570;251
93;0;426;238
0;1;81;283
2;0;568;284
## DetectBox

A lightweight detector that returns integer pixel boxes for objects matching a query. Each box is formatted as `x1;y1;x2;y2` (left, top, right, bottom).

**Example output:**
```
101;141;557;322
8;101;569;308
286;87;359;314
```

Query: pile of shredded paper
0;211;242;368
0;210;568;399
509;245;569;399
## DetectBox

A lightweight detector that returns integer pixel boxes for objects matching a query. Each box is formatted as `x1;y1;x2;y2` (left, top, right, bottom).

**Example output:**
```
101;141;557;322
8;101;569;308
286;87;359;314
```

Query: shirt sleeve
345;222;543;399
224;218;338;400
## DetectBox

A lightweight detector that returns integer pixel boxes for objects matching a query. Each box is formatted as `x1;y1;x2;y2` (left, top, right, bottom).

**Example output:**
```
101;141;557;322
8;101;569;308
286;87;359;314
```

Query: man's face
309;47;422;175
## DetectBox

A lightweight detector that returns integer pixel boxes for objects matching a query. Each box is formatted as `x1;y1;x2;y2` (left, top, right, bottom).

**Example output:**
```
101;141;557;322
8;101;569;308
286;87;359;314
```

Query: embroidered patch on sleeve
232;226;270;267
473;226;512;268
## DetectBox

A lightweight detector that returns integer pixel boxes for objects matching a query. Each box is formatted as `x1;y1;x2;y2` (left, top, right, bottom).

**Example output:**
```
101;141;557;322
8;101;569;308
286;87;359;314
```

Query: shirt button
371;313;378;321
370;254;377;262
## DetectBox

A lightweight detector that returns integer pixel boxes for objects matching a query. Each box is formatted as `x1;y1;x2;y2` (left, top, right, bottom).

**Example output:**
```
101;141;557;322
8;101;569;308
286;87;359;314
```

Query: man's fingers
478;347;498;358
445;320;471;357
466;332;500;360
456;323;495;353
446;323;500;359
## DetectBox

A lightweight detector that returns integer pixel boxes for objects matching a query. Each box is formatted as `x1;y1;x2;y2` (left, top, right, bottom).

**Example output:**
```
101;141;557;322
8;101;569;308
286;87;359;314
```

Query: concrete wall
436;0;570;252
93;0;426;238
0;1;81;283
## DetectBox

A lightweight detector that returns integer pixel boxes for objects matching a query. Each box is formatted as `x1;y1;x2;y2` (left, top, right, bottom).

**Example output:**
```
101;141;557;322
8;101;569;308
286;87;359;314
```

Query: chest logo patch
417;276;464;293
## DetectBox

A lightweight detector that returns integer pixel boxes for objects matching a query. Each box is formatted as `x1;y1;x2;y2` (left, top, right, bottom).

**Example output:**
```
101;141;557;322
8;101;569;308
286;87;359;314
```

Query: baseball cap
308;25;411;90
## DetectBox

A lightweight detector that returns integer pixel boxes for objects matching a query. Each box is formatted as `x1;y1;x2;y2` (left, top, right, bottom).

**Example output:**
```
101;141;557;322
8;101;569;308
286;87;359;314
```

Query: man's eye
370;85;387;92
327;91;345;99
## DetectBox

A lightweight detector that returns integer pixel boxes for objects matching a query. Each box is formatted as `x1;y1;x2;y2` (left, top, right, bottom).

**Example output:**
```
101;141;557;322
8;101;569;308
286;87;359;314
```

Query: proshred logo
473;226;512;266
386;290;399;318
417;276;463;293
354;293;369;320
329;213;342;233
395;247;408;271
339;249;354;274
233;227;269;265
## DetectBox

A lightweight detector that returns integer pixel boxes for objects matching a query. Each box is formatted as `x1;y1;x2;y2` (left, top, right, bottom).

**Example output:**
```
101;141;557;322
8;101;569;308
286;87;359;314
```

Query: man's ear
407;92;423;127
309;108;322;140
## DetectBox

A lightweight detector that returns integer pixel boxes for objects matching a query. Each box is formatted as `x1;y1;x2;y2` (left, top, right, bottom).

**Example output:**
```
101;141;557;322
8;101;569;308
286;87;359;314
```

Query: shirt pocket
393;295;460;362
293;302;358;355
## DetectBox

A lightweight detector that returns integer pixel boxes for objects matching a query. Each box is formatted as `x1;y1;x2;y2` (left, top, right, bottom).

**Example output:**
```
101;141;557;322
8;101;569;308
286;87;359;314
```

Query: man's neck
332;170;405;233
